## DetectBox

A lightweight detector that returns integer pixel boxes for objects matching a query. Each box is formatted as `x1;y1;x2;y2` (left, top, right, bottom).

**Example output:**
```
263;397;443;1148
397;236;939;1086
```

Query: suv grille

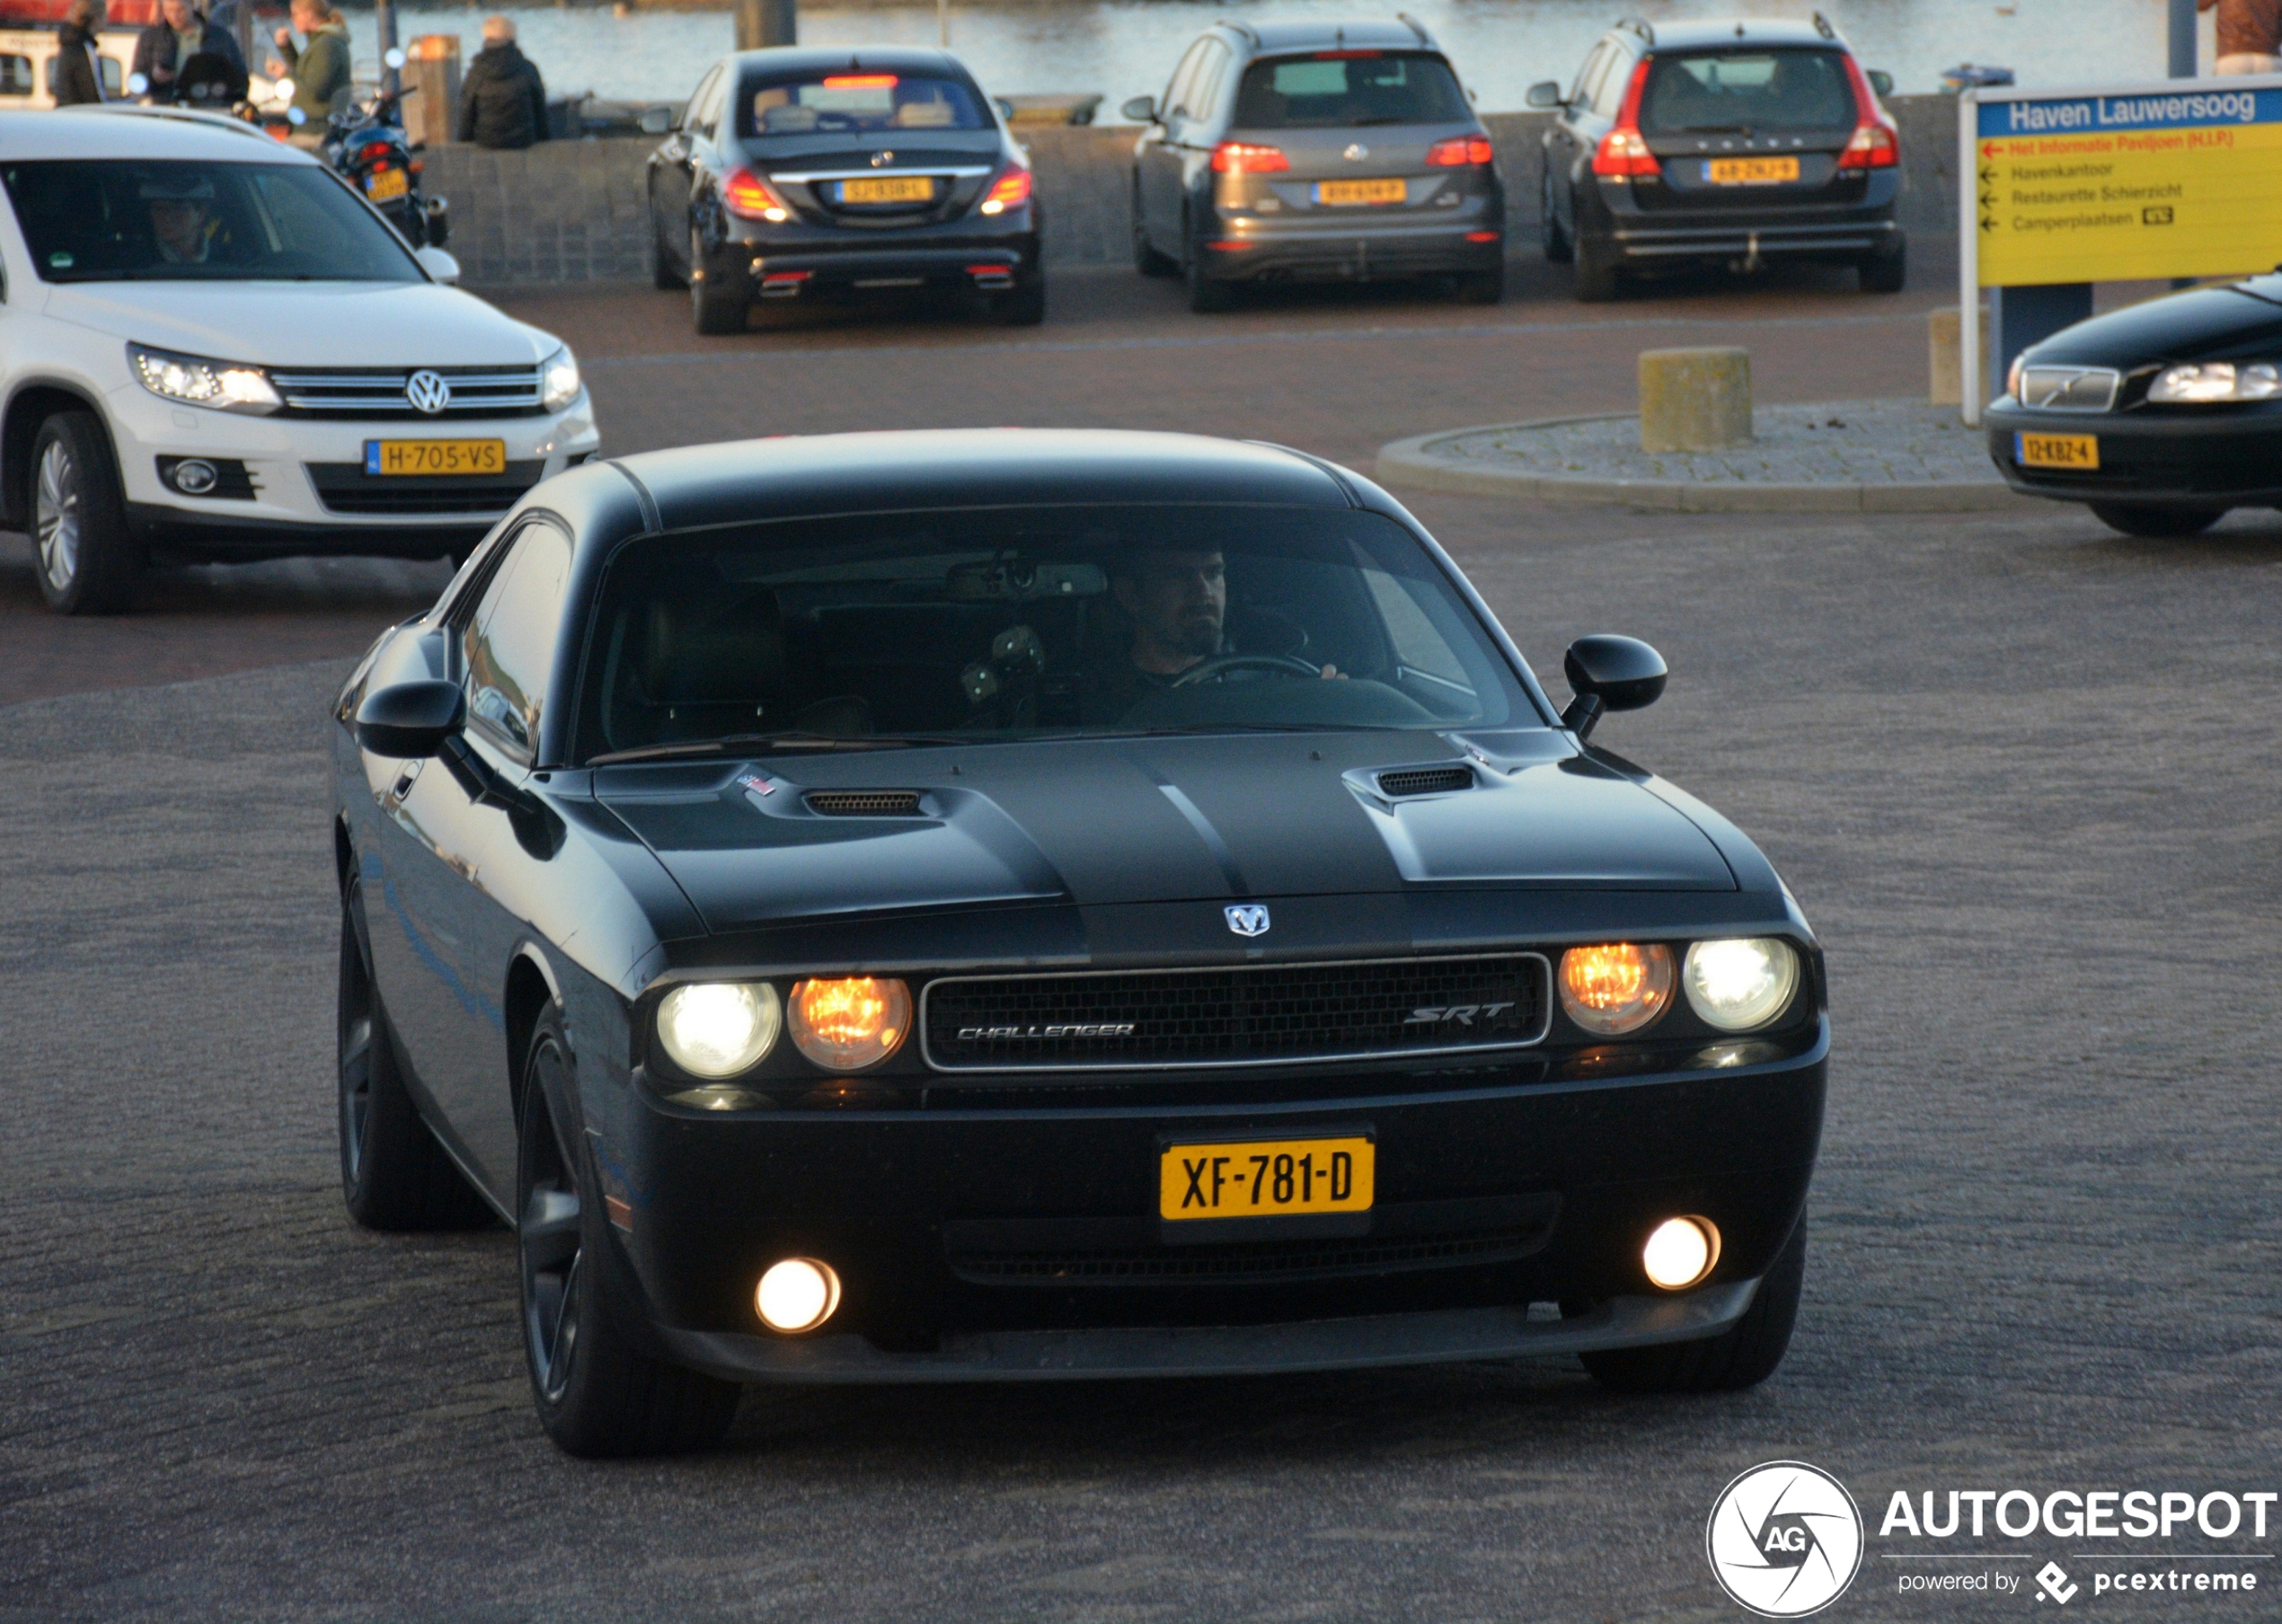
922;953;1550;1072
269;365;544;418
805;790;924;817
1377;765;1473;797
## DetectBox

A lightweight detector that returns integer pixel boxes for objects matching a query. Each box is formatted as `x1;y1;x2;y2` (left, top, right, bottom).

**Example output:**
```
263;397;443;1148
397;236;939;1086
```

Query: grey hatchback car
1124;19;1505;312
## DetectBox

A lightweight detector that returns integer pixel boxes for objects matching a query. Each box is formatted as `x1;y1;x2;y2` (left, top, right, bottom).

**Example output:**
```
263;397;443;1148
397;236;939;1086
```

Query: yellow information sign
1970;79;2282;287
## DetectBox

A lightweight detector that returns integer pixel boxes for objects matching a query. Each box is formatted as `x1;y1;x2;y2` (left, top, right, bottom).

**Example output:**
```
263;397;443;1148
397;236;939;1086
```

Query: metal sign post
1961;73;2282;428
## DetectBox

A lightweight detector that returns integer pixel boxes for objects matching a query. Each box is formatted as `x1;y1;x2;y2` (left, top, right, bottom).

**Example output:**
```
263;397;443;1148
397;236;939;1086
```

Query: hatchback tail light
358;141;393;163
977;167;1032;215
1212;141;1289;174
1836;56;1901;171
1426;135;1495;167
722;168;792;222
1589;58;1659;178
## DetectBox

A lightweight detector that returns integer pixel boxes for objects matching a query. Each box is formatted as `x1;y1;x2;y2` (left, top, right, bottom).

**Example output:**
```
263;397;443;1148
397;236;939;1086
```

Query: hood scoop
1375;764;1475;799
804;790;926;817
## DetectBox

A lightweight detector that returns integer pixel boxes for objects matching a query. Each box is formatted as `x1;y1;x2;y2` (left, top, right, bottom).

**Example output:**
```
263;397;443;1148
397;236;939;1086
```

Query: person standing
133;0;244;101
456;15;550;148
264;0;350;125
2200;0;2282;74
52;0;110;105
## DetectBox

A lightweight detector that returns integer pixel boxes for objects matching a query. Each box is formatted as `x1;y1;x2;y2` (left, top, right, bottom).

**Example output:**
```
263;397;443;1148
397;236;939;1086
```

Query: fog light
756;1258;841;1333
1642;1216;1720;1290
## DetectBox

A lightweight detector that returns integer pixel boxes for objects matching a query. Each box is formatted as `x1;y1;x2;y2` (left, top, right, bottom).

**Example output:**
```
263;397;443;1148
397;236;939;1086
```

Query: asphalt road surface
4;258;2278;1622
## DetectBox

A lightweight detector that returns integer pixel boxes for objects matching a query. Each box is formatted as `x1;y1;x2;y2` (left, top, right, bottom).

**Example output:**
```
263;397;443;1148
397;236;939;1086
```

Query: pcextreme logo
1707;1461;1866;1618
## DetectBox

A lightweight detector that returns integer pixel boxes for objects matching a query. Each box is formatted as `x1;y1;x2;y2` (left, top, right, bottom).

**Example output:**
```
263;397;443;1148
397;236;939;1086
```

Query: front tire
2089;501;2226;538
30;410;138;615
689;227;747;334
1580;1215;1807;1394
517;1010;741;1457
1541;171;1573;263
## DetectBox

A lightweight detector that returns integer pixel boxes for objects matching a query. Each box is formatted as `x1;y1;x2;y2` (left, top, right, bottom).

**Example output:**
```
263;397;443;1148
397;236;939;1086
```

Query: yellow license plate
1706;156;1800;184
365;167;409;202
364;438;507;476
2016;431;2099;471
838;175;933;204
1160;1135;1375;1221
1314;178;1408;206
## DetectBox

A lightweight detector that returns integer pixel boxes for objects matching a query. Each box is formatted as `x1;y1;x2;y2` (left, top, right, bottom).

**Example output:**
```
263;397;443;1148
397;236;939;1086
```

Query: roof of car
1226;19;1437;54
0;106;317;161
1638;19;1849;51
604;428;1358;534
722;45;978;79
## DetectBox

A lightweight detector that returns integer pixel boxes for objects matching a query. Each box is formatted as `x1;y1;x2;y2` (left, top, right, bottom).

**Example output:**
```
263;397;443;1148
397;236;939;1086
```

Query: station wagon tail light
790;977;911;1071
1213;140;1289;174
2149;361;2282;402
977;167;1032;215
1589;58;1658;178
128;342;281;415
657;982;782;1078
1558;942;1674;1035
722;167;792;222
1426;136;1494;166
1836;56;1900;170
1682;939;1801;1032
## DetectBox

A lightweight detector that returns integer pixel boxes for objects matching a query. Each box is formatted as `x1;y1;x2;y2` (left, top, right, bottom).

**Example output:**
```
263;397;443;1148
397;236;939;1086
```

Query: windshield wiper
588;731;960;765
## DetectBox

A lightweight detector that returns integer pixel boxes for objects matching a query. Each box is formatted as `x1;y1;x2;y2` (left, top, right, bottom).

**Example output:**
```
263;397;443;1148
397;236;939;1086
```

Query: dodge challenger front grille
921;952;1551;1072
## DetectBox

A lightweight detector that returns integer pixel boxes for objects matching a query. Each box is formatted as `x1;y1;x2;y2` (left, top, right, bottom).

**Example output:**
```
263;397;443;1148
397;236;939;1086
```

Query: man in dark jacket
2201;0;2282;72
53;0;110;105
457;15;549;148
132;0;244;102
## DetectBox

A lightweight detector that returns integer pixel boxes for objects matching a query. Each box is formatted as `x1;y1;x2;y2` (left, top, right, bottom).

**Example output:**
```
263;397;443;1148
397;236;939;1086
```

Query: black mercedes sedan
331;429;1826;1456
647;47;1043;332
1986;273;2282;537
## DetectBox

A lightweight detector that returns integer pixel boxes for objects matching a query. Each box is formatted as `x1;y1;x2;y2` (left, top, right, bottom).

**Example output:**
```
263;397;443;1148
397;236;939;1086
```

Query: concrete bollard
1639;348;1752;453
1928;306;1994;408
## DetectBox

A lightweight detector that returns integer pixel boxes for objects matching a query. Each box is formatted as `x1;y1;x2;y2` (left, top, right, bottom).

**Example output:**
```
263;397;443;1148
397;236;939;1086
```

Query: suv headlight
1682;938;1800;1032
2148;361;2282;403
129;342;281;415
540;345;581;412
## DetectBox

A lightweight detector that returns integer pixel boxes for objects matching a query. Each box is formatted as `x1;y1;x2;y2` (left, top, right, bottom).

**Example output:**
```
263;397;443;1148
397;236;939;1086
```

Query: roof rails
1812;11;1837;39
1614;16;1655;47
1225;20;1259;47
1396;12;1433;46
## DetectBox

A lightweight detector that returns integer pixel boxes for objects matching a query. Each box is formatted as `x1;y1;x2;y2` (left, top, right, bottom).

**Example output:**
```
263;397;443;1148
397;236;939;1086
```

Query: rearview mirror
1560;634;1667;739
1526;80;1564;110
1868;69;1894;97
414;245;460;284
1120;94;1156;124
356;680;465;758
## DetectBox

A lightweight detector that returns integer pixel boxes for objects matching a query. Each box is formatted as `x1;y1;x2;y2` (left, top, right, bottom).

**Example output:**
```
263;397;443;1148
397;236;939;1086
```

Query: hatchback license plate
365;439;507;476
837;175;933;204
2015;431;2099;470
365;167;409;202
1706;156;1800;184
1314;178;1407;206
1160;1134;1375;1220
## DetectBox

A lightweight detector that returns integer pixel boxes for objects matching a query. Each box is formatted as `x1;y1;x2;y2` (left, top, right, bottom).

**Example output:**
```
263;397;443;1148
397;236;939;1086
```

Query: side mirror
1560;634;1666;740
356;679;464;757
1868;69;1894;98
1526;80;1564;110
993;96;1015;123
414;244;460;284
1120;94;1156;124
384;46;406;69
638;105;673;134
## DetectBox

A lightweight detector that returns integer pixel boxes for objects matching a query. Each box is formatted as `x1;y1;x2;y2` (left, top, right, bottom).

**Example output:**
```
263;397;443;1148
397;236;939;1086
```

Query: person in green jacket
263;0;349;128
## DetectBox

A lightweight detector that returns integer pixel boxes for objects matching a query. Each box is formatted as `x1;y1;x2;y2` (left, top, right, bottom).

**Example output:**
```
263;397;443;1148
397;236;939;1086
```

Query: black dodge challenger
330;429;1826;1456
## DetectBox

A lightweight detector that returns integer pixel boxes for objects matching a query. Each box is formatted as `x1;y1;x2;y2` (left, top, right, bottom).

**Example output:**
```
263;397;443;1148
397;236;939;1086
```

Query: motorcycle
322;50;450;251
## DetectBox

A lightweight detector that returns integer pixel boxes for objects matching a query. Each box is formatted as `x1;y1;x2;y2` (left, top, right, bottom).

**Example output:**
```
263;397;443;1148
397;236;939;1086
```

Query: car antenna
1812;11;1837;39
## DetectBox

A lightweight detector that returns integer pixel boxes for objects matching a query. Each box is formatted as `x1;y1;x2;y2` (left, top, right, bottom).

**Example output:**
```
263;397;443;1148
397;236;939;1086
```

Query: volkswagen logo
871;149;894;166
1705;1461;1863;1618
1224;904;1270;937
1342;142;1368;162
404;369;453;416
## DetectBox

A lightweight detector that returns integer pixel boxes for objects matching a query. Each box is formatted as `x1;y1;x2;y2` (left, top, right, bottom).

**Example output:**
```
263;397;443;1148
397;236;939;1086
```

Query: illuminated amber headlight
1558;942;1675;1036
1682;938;1800;1032
789;977;911;1071
656;982;781;1078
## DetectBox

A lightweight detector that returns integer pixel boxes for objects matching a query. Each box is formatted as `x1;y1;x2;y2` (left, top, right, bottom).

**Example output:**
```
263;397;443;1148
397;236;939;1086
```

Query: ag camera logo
1706;1461;1864;1618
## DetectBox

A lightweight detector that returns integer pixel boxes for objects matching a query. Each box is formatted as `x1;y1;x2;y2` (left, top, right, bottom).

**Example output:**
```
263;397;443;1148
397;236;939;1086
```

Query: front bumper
596;1025;1825;1382
1986;398;2282;508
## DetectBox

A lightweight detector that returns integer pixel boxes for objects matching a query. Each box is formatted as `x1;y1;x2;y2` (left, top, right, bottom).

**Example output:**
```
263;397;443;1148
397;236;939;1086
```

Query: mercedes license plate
2015;432;2099;471
837;175;933;204
1160;1134;1375;1221
365;439;507;476
1706;156;1800;184
1314;178;1407;206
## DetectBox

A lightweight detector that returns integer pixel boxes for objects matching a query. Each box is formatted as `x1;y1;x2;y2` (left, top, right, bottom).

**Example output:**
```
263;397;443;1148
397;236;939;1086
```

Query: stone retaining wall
433;96;1964;285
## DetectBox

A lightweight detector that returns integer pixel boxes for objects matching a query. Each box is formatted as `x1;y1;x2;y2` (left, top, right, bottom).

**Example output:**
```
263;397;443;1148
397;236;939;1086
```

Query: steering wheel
1169;653;1324;687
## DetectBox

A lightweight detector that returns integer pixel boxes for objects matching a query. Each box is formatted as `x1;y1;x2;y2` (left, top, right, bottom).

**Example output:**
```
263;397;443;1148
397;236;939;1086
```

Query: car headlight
2148;361;2282;403
1682;938;1800;1032
128;342;281;415
539;345;581;412
789;977;911;1071
1558;942;1674;1036
656;982;781;1078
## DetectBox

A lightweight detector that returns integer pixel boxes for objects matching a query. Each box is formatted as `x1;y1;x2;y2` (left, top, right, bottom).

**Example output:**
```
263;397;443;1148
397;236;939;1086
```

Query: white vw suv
0;108;600;613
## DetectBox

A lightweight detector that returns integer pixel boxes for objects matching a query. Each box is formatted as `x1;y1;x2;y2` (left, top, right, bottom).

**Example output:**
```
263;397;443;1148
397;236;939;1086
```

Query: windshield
1232;52;1469;128
1638;49;1855;135
2;159;421;284
573;505;1535;763
740;72;991;137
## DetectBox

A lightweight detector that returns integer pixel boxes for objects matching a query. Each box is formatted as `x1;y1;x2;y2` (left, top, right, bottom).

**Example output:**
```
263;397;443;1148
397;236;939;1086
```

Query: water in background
385;0;2198;111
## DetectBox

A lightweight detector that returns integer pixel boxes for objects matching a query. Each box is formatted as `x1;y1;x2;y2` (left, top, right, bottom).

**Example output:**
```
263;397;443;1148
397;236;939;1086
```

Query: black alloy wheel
2089;501;2227;538
516;1011;741;1456
689;225;747;335
30;410;138;615
1541;170;1573;263
1131;183;1176;277
1579;1214;1808;1393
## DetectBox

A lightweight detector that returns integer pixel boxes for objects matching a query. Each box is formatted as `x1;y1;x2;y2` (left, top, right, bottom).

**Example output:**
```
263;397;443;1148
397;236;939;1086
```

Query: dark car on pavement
1124;19;1506;312
647;47;1042;333
1986;273;2282;536
332;428;1826;1456
1529;16;1904;302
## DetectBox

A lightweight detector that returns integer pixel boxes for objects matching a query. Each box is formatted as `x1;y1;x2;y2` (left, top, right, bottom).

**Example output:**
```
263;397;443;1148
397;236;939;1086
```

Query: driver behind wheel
1082;549;1341;722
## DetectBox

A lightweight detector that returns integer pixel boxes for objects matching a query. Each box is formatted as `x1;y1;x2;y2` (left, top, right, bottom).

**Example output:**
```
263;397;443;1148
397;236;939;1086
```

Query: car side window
1594;49;1637;117
1190;40;1232;124
1163;39;1208;121
683;65;723;137
1569;42;1609;110
461;519;574;762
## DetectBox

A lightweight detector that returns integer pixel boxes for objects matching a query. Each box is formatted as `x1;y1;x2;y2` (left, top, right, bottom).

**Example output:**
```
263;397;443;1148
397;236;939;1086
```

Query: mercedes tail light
1588;58;1659;178
1426;135;1494;167
1836;56;1900;171
722;168;792;222
1212;141;1290;174
977;167;1032;215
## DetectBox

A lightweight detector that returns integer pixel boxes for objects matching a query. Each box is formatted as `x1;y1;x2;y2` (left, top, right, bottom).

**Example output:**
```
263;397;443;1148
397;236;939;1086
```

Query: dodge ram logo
1225;904;1270;937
